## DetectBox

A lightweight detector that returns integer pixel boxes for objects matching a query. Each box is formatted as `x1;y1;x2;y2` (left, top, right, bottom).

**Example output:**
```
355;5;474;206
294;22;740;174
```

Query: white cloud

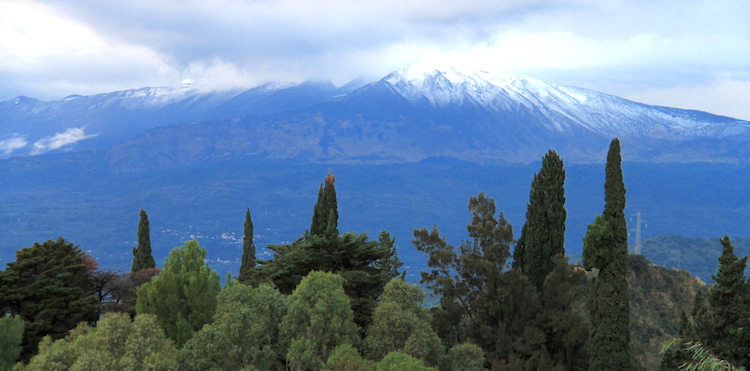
624;75;750;121
0;136;28;156
0;0;749;119
31;128;97;155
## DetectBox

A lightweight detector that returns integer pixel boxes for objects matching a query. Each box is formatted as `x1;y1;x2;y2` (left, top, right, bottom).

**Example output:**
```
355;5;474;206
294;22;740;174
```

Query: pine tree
515;149;566;292
0;238;100;361
585;138;631;370
132;209;156;272
239;207;256;283
692;236;750;368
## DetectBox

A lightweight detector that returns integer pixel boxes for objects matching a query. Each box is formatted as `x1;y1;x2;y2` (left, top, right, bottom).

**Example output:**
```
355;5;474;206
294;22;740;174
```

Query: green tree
584;138;631;370
179;283;288;371
690;236;750;368
20;313;178;371
514;149;567;292
254;232;392;328
0;238;99;361
413;192;517;366
311;173;338;236
444;343;485;371
0;315;24;371
239;207;256;283
324;344;373;371
132;209;156;273
377;231;405;281
280;271;359;371
364;280;443;367
540;255;589;370
376;352;435;371
136;239;221;347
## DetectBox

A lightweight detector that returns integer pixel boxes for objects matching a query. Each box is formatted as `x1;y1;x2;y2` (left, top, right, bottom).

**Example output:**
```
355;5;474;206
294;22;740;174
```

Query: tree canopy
0;238;99;362
136;239;221;347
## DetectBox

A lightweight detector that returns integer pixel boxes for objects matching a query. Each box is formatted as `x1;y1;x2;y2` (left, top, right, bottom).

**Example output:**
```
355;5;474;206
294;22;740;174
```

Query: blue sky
1;0;749;120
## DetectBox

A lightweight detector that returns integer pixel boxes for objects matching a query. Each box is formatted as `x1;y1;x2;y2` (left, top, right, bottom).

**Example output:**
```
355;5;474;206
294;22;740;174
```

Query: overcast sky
1;0;749;120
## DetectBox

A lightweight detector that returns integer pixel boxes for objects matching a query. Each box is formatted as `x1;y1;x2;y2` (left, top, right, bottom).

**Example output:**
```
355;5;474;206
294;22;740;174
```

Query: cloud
0;0;749;119
0;136;28;156
31;128;97;155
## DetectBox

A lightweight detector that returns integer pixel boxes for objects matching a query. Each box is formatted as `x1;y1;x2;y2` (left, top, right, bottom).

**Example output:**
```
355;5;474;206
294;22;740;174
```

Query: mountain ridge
2;67;750;164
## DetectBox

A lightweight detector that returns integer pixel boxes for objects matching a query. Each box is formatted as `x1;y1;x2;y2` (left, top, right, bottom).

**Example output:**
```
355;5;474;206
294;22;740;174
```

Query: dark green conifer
692;236;750;368
515;149;566;292
239;207;256;283
132;209;156;272
585;138;631;370
310;173;338;236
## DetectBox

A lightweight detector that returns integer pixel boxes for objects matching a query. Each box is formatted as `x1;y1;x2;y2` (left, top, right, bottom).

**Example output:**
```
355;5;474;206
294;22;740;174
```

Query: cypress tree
310;185;325;236
310;173;338;237
132;209;156;272
515;149;566;292
239;207;256;283
585;138;631;370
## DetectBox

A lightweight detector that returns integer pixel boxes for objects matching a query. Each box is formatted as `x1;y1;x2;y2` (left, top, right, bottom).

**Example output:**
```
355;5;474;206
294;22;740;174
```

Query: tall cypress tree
514;149;566;292
310;173;338;237
239;207;256;283
585;138;631;370
132;209;156;272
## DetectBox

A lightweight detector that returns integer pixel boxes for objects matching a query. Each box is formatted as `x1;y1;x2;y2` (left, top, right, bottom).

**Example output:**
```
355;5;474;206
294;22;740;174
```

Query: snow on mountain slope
2;66;750;161
380;67;750;139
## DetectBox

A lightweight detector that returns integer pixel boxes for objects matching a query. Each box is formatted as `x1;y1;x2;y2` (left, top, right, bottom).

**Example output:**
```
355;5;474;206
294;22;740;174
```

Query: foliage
19;313;178;371
324;344;373;371
0;238;99;361
239;207;256;283
376;231;405;281
443;343;485;371
415;192;585;369
587;138;631;370
179;283;288;371
0;315;24;371
662;338;746;371
413;193;512;358
364;279;443;367
689;236;750;369
252;174;401;330
136;239;221;347
255;231;393;328
280;271;359;371
375;352;435;371
540;255;589;370
514;149;566;292
310;173;338;237
582;215;612;271
132;209;156;273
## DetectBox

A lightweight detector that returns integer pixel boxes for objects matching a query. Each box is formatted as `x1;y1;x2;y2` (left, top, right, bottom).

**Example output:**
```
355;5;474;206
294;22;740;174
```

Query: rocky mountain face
2;67;749;164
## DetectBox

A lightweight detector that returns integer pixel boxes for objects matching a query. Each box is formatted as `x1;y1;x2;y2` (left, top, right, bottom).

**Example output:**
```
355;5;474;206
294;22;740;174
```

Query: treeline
0;138;747;370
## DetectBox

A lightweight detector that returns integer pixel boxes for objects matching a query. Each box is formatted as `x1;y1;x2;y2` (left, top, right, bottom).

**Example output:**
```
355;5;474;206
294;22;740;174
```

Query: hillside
627;254;707;370
640;235;750;283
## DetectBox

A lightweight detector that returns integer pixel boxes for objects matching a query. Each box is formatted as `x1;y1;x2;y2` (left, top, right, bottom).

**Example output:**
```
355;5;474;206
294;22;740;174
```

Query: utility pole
630;212;646;255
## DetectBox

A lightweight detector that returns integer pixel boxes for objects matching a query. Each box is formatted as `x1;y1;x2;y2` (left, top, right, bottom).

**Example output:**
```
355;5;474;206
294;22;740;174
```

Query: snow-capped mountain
0;80;342;157
2;66;749;163
379;67;750;139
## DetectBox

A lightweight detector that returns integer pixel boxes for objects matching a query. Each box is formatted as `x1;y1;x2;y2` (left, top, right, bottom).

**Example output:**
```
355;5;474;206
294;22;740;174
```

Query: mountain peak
380;66;583;111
